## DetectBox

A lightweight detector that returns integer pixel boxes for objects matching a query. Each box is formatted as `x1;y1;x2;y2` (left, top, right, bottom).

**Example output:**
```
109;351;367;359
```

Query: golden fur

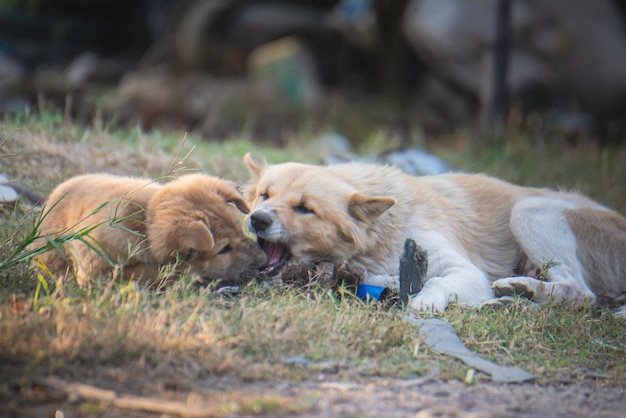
33;173;266;287
244;153;626;313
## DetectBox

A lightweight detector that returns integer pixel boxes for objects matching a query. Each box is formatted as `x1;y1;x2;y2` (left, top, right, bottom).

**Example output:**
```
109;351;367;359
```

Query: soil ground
2;364;625;417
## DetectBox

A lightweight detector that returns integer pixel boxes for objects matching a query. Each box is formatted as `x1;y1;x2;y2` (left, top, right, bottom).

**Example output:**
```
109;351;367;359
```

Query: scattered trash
402;0;626;128
374;147;451;175
0;174;47;208
399;238;427;306
282;355;312;367
248;36;322;107
403;316;536;383
356;284;388;302
315;132;453;176
216;285;241;296
282;355;339;373
0;183;19;206
313;132;354;164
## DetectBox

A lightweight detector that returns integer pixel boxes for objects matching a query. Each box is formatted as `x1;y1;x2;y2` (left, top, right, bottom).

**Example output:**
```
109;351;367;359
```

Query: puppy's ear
347;192;396;222
150;219;215;263
181;220;216;260
244;152;267;180
215;180;250;214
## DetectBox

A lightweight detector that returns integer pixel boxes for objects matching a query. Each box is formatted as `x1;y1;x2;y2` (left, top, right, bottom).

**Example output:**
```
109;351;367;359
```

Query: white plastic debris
403;316;535;383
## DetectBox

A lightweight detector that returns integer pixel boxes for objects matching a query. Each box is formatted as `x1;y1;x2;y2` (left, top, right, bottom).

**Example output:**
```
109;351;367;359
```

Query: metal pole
492;0;511;126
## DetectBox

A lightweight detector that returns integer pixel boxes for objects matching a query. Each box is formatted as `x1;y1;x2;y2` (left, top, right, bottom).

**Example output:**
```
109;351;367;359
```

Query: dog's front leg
404;232;495;312
409;267;494;312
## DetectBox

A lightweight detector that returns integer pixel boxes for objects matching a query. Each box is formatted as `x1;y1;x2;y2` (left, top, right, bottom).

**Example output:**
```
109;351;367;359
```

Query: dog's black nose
250;211;273;232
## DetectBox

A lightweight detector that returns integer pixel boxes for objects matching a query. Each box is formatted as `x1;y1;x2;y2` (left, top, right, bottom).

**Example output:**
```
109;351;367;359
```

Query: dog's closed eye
293;204;314;215
217;244;232;254
183;249;199;262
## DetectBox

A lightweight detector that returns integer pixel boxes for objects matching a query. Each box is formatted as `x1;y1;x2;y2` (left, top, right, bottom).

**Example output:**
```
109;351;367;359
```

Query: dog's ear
216;180;250;214
244;152;267;180
150;219;215;263
218;181;250;215
181;220;216;260
226;195;250;215
347;192;396;222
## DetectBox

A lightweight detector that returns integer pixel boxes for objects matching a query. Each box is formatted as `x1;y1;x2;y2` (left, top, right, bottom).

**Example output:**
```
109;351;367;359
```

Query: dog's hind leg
492;197;597;304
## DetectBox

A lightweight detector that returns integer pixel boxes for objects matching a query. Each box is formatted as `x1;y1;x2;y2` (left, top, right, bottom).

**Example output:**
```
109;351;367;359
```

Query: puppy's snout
256;257;269;271
246;240;268;270
250;211;273;233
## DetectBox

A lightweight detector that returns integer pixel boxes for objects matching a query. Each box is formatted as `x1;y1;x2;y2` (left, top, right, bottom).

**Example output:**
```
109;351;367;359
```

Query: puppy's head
147;174;267;283
244;153;395;276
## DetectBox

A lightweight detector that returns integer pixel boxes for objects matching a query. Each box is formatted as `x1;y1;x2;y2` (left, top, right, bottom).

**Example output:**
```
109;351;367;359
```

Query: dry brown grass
1;111;625;417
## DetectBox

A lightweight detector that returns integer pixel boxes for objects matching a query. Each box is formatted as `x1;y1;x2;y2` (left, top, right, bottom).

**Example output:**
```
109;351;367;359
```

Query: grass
444;302;625;382
1;110;625;414
433;128;626;213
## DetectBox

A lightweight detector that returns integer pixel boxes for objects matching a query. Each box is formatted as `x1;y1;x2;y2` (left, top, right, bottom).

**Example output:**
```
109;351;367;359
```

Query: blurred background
1;0;626;145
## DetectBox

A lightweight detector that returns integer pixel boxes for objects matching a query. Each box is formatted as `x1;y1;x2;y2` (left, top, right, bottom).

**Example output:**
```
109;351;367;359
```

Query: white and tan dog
244;153;626;314
33;173;267;287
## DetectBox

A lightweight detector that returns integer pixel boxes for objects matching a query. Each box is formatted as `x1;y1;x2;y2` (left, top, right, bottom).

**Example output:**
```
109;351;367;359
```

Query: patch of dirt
1;232;624;418
1;354;624;418
2;105;624;418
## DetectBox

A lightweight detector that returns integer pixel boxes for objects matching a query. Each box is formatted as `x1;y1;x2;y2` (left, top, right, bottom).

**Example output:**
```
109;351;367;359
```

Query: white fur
493;197;597;304
366;229;495;312
244;155;626;314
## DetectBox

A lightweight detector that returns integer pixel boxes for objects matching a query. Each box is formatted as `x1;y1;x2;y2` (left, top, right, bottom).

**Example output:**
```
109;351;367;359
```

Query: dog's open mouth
258;238;290;276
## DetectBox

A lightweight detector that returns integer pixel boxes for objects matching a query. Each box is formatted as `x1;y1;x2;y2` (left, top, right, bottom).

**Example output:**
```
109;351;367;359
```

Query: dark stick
399;238;428;307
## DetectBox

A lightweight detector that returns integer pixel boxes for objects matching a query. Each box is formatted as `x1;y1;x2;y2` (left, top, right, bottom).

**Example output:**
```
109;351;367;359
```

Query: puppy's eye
217;244;232;255
260;192;269;200
293;204;314;215
183;249;198;262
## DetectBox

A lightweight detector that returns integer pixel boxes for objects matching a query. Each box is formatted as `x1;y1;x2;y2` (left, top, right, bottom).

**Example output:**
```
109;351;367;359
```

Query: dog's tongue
266;242;284;266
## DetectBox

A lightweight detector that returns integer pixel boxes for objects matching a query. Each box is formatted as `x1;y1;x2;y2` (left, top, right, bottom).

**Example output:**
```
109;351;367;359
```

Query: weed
0;111;624;411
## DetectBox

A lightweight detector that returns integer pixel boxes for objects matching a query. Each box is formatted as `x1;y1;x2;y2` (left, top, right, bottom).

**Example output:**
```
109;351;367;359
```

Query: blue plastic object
356;284;388;302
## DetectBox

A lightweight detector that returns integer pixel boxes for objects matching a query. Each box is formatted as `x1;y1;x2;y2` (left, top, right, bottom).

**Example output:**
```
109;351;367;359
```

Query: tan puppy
33;173;267;287
243;153;626;314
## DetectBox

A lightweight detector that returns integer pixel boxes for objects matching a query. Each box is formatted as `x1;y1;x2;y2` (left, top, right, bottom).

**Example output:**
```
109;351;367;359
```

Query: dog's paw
481;295;515;311
492;277;539;300
482;295;542;312
409;288;449;313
